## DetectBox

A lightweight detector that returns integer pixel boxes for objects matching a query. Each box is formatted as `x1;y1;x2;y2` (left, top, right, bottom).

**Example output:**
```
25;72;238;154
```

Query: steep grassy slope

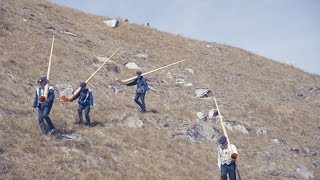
0;0;319;179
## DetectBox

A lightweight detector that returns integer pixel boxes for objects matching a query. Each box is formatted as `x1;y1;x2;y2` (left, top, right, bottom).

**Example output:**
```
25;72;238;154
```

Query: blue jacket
74;88;93;106
127;76;149;94
32;86;55;109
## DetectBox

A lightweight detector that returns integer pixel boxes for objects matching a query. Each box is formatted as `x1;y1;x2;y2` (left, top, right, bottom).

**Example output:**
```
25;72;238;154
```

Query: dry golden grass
0;0;320;179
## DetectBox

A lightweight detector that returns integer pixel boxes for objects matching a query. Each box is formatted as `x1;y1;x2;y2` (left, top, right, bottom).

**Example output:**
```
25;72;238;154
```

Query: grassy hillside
0;0;319;179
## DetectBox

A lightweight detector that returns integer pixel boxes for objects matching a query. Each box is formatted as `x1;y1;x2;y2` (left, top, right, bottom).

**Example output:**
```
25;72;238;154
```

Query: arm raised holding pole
60;48;120;102
116;59;187;84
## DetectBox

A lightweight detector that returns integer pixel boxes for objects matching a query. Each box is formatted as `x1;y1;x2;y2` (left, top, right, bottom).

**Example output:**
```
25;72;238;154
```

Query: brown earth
0;0;319;179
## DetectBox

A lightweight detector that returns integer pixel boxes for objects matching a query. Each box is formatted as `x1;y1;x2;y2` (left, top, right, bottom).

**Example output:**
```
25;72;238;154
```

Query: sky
50;0;320;75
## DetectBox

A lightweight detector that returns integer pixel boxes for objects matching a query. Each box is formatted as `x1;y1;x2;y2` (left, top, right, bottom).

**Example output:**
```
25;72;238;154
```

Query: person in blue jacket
73;82;93;126
32;77;55;134
121;71;149;113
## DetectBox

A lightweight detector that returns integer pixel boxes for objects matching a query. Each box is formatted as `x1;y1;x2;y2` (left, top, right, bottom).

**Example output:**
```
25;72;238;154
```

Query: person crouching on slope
217;136;239;180
32;77;55;134
73;82;93;126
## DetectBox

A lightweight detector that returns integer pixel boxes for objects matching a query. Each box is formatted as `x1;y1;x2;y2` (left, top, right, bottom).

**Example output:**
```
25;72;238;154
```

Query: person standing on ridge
217;136;239;180
32;77;56;134
117;71;149;113
73;82;93;126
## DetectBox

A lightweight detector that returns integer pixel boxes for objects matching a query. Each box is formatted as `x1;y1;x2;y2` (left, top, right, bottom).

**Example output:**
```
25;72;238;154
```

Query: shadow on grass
90;120;105;127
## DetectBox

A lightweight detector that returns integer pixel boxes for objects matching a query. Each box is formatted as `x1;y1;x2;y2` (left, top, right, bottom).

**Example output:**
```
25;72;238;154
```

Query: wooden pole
39;35;55;102
60;48;120;102
120;59;187;83
214;97;232;152
214;97;241;180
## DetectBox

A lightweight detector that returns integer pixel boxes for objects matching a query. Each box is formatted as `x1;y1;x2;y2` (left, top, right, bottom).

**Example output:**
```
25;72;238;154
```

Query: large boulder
225;120;250;134
187;121;220;143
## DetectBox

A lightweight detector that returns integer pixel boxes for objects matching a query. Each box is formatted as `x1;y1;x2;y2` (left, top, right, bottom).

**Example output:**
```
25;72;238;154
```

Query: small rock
272;139;286;145
64;31;77;37
225;121;250;134
56;84;73;100
195;88;212;98
108;85;119;93
297;93;304;97
296;165;314;179
183;83;193;87
256;128;268;135
175;78;186;84
196;112;206;121
206;44;213;48
104;19;119;28
124;116;143;128
96;56;108;63
185;68;194;75
125;62;140;69
208;109;218;119
135;53;148;58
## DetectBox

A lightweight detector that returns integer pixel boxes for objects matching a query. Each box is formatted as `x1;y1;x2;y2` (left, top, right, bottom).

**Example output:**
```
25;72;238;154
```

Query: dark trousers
78;104;90;124
134;93;146;111
221;162;236;180
38;108;55;134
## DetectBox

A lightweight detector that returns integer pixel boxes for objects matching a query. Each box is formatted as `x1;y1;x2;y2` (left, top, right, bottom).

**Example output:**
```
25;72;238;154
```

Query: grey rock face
296;165;314;179
187;121;220;143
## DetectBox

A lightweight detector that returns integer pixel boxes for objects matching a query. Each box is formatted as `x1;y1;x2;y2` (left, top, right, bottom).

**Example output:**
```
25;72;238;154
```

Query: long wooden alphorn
214;97;239;158
214;97;242;179
119;59;187;83
60;48;120;102
39;35;55;102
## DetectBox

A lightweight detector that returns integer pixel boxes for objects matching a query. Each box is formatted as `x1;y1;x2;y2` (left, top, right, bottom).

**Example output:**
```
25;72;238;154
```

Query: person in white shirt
217;136;238;180
32;77;55;134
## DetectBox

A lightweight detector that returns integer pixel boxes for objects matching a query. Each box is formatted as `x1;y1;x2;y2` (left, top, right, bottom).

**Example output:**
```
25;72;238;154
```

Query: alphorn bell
39;35;55;103
60;48;120;102
214;97;239;160
116;59;187;84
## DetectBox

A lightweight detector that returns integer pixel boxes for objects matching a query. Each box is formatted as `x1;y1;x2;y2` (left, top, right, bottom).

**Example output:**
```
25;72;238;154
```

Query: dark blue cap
37;77;47;84
80;82;86;87
219;136;227;144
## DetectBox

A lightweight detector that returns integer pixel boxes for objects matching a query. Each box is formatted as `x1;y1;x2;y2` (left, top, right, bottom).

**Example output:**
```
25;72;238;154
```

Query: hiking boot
49;129;55;135
74;121;83;125
140;109;147;113
84;122;91;126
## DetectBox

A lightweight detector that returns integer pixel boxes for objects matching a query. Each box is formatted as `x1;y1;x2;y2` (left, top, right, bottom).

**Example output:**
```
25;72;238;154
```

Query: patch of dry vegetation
0;0;319;179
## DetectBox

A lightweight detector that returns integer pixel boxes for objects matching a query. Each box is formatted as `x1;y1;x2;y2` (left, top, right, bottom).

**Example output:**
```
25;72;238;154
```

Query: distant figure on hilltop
217;136;239;180
117;71;149;113
72;82;94;126
32;77;55;134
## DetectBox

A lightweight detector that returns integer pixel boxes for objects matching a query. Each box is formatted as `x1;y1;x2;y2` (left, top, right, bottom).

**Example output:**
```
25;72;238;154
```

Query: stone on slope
125;62;140;70
195;88;212;98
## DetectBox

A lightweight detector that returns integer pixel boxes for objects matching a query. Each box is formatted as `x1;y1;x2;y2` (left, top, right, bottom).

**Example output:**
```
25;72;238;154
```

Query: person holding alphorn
32;77;56;134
